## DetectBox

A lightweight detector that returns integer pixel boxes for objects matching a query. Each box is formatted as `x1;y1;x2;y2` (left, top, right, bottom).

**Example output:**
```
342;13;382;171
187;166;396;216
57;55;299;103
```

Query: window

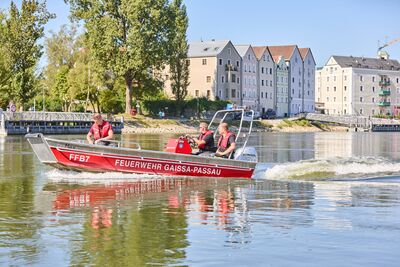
372;97;375;103
236;61;240;67
231;89;236;98
206;76;211;83
344;76;347;81
202;59;207;65
222;76;224;83
360;86;363;91
270;68;272;74
261;67;264;74
266;92;268;98
344;97;347;101
228;48;231;54
372;109;375;115
334;86;336;92
292;78;295;83
334;97;336;102
227;60;231;65
372;76;375;82
359;109;363;115
372;86;375;92
261;92;264;98
248;54;250;60
327;87;329;92
219;90;221;97
360;75;363;82
327;77;329;82
344;86;347;91
261;80;264;86
397;78;399;83
219;59;223;65
231;74;236;83
237;77;240;84
360;97;363;102
334;76;336;81
270;80;272;86
195;90;199;97
207;90;211;98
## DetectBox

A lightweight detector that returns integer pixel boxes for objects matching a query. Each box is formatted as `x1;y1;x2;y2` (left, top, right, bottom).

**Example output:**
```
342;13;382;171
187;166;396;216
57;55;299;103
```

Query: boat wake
255;157;400;181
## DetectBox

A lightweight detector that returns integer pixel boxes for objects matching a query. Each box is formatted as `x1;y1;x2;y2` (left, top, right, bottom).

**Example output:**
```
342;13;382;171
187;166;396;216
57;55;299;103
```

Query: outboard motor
165;137;192;154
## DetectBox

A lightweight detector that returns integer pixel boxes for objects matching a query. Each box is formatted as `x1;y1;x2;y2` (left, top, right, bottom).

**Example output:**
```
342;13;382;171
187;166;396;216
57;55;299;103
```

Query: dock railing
3;111;123;122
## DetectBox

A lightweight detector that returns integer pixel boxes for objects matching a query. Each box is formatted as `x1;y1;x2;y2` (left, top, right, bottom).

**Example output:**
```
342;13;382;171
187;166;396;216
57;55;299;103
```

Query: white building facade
235;45;258;110
300;48;316;113
253;46;275;114
316;55;400;116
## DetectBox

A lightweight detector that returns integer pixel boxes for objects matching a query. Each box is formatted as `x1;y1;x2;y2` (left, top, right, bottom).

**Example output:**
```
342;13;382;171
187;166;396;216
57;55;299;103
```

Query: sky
1;0;399;67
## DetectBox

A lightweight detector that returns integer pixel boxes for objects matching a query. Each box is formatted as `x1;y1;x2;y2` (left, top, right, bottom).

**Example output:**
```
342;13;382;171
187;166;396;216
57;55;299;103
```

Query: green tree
168;0;190;115
2;0;54;110
66;0;177;113
0;11;12;108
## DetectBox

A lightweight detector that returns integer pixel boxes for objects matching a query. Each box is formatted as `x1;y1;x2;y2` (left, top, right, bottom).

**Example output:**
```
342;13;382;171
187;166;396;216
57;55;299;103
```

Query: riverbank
121;115;348;134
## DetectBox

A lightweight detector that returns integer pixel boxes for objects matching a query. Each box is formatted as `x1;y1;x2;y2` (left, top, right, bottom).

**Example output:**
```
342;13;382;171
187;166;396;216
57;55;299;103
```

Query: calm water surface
0;132;400;266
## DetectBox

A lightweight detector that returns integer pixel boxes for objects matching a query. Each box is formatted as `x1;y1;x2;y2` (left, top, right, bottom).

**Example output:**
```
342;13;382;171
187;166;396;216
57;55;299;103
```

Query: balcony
225;64;238;72
378;101;390;106
379;81;391;86
379;89;391;96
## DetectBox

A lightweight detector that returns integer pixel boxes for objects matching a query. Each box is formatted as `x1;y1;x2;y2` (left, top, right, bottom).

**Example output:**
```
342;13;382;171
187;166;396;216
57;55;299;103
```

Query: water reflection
1;134;400;266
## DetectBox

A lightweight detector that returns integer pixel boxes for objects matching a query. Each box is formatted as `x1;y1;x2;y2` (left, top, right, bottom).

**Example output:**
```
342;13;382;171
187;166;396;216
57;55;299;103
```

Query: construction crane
378;37;400;53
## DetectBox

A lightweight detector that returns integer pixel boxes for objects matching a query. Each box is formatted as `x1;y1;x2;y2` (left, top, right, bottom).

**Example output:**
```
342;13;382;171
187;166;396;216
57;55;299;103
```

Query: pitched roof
234;45;251;57
252;46;267;60
331;55;400;70
299;48;310;60
268;45;297;62
188;40;230;57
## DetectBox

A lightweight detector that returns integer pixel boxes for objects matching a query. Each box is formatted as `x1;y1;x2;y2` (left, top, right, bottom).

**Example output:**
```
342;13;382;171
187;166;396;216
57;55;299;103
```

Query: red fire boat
26;109;258;179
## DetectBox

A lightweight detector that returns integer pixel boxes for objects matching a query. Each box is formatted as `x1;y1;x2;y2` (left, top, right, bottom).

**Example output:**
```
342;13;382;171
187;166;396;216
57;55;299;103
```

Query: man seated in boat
87;113;114;145
215;123;236;159
186;122;216;154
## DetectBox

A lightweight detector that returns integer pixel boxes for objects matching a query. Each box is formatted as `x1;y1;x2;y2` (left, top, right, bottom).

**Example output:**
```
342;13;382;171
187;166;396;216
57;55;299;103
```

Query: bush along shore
121;115;348;134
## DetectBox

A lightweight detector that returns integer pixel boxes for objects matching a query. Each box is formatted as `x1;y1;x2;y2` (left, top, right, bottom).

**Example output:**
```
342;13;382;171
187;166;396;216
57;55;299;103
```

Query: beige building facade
316;56;400;116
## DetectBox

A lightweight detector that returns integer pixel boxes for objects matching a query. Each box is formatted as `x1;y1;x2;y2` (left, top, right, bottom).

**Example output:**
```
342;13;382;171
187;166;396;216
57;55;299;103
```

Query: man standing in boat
187;122;215;154
87;113;114;145
215;123;236;159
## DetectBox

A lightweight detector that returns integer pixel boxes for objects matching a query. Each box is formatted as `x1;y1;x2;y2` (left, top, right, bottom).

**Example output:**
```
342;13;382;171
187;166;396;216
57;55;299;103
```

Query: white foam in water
46;169;166;184
257;157;400;181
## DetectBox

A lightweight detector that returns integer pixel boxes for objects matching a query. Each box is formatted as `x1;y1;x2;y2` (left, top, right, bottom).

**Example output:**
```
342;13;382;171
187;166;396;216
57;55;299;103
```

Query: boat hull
27;134;256;179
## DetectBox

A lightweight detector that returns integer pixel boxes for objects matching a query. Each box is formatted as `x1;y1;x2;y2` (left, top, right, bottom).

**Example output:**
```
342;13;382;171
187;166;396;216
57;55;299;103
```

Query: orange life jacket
217;131;235;151
198;130;214;150
91;121;112;140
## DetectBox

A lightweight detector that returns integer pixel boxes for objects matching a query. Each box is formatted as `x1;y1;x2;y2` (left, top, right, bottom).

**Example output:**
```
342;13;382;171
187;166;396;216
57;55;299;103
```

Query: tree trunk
125;76;133;114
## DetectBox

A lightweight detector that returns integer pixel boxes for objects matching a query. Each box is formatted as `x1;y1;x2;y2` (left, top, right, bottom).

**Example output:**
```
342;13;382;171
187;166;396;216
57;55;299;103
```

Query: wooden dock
0;111;124;135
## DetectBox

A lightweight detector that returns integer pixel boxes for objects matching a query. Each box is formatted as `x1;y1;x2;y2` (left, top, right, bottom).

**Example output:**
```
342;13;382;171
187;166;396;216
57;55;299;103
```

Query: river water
0;132;400;266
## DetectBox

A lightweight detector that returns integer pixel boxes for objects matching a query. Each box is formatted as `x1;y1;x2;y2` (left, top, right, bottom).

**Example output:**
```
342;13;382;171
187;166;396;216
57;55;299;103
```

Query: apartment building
253;46;275;113
274;56;289;117
163;40;316;116
268;45;304;115
316;55;400;116
235;45;258;110
300;48;316;113
164;40;242;105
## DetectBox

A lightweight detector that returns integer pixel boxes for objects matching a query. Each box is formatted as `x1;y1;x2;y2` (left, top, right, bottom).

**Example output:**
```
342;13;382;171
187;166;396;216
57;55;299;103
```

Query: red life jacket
198;130;213;150
91;121;112;140
217;131;235;151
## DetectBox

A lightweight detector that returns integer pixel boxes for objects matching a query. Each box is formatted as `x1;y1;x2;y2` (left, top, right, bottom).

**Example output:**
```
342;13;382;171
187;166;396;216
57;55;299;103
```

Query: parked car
262;109;276;119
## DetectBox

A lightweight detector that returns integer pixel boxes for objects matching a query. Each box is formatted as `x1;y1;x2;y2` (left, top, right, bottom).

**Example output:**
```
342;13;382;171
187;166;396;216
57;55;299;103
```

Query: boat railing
73;139;141;150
